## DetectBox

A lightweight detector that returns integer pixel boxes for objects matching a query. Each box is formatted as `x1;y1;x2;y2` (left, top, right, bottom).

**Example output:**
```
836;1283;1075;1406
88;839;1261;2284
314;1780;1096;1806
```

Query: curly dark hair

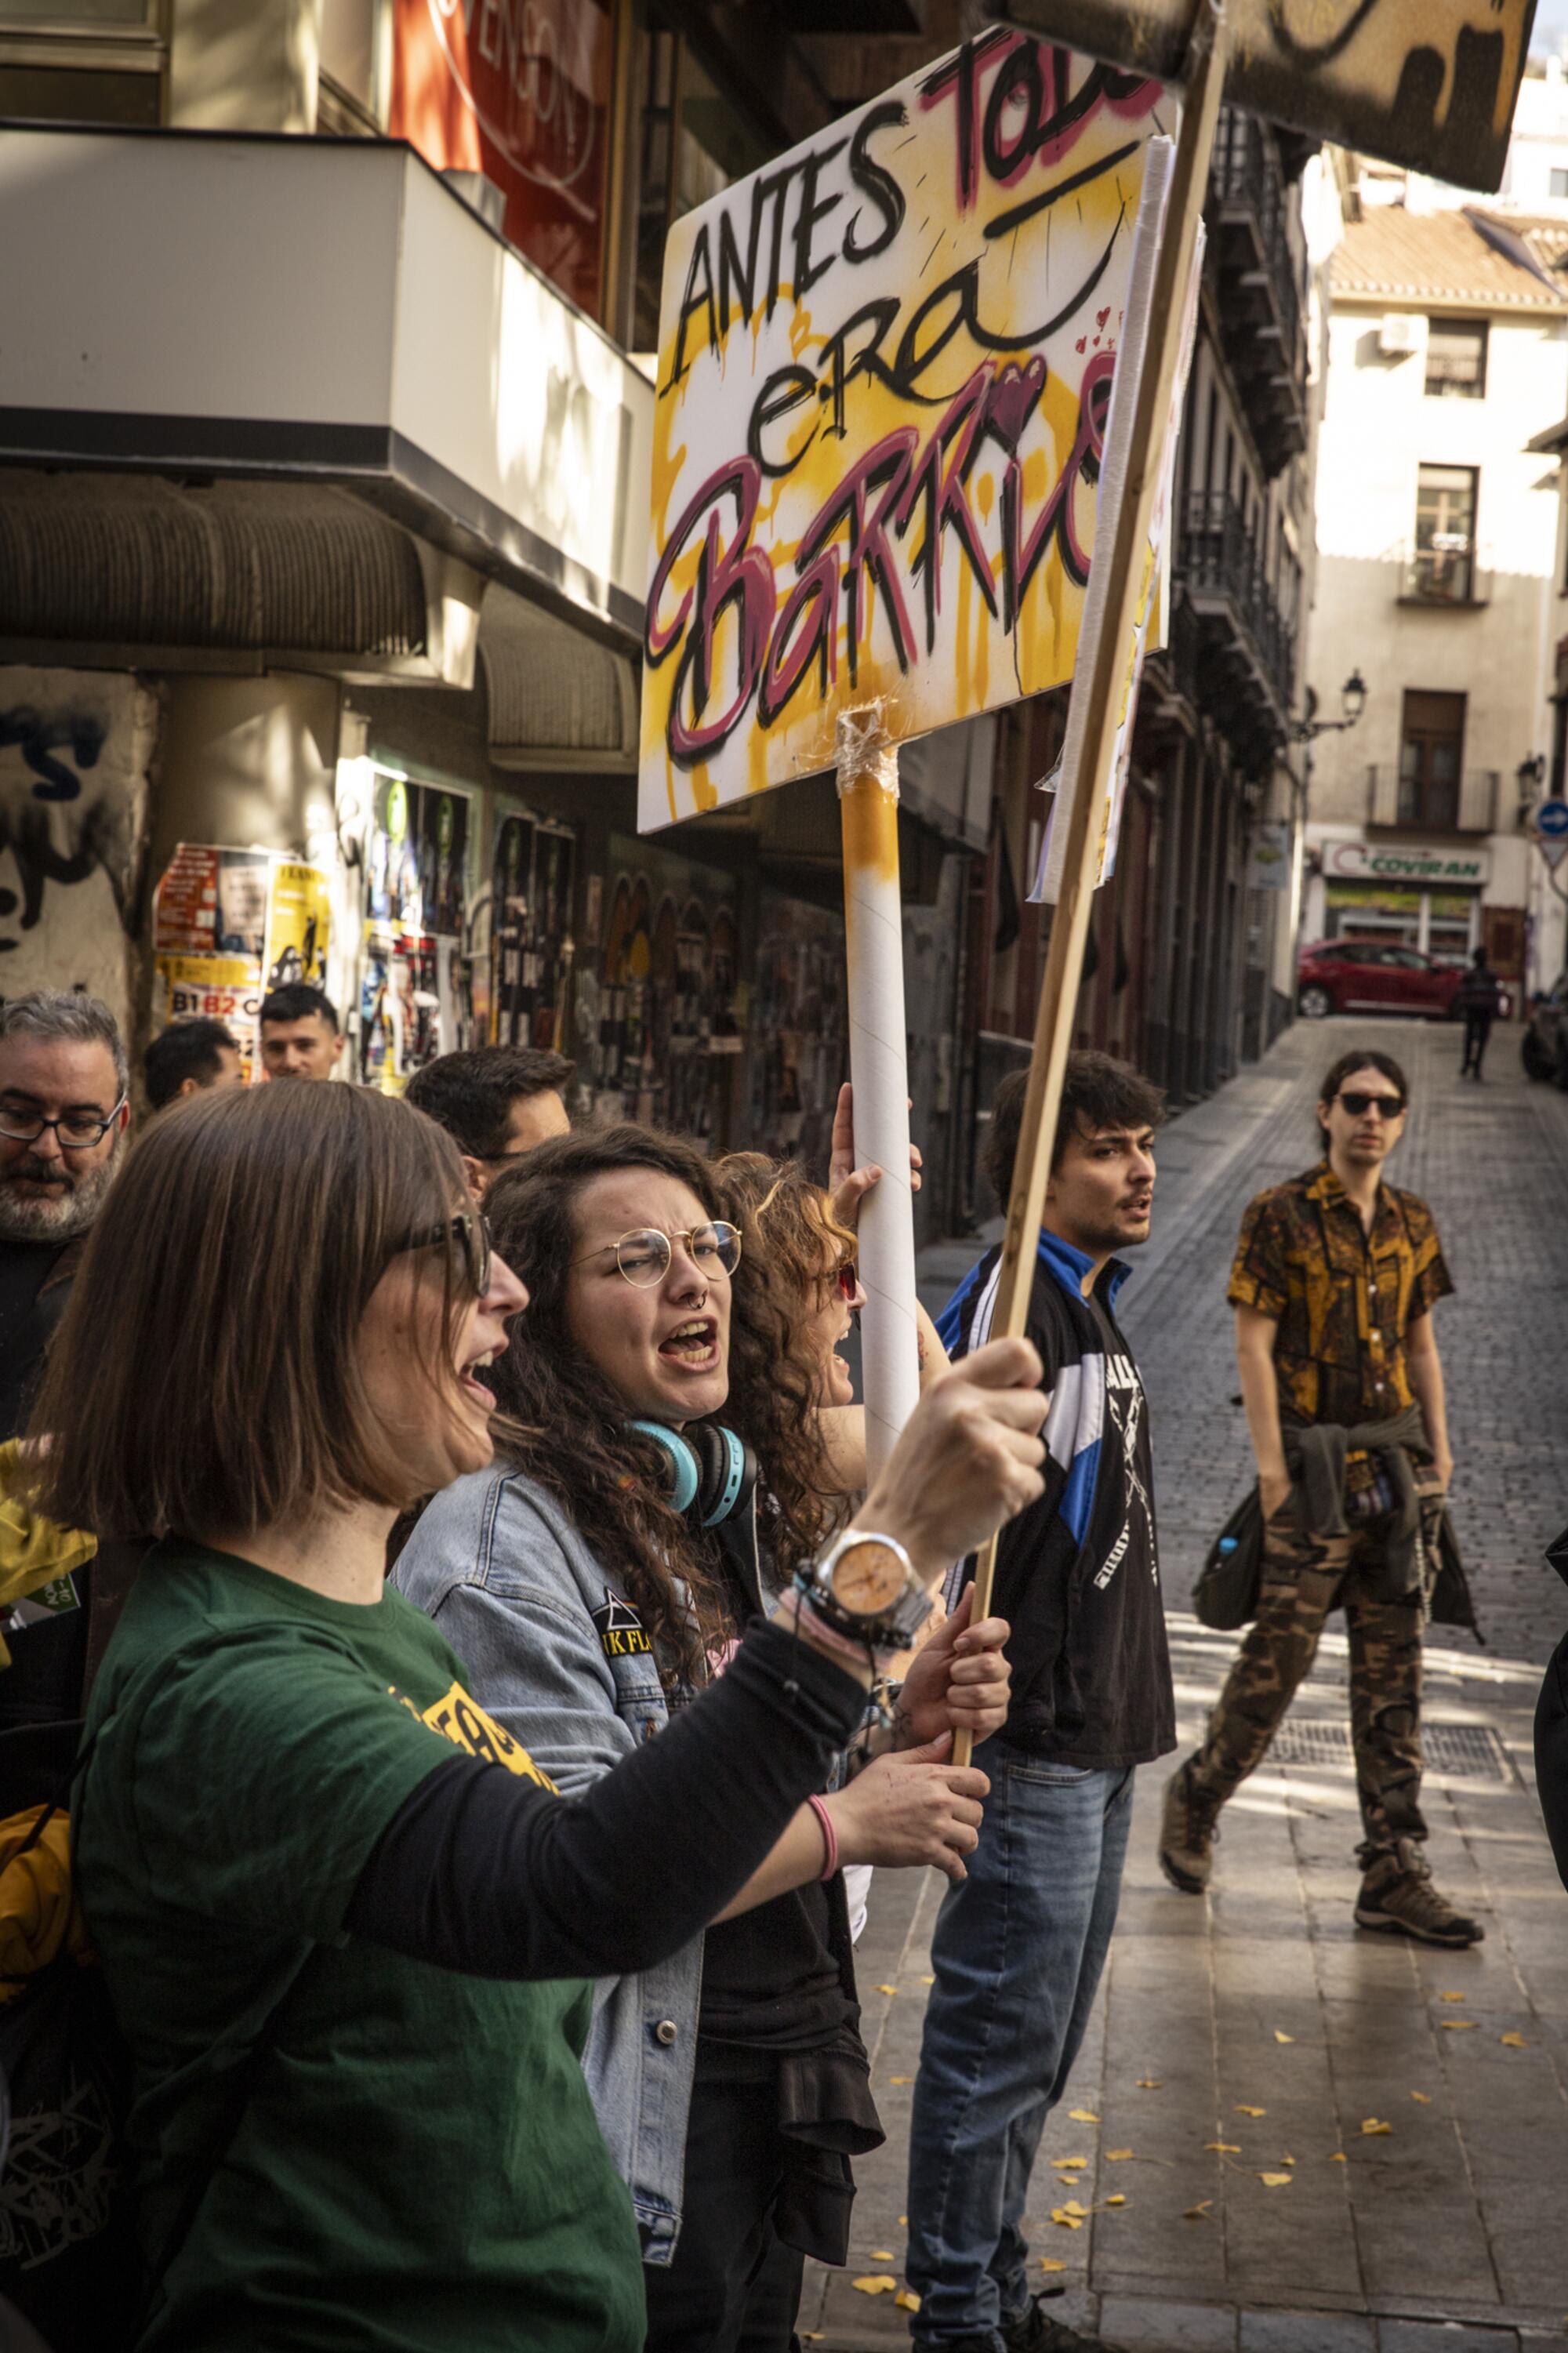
983;1050;1166;1207
482;1124;738;1687
713;1153;855;1584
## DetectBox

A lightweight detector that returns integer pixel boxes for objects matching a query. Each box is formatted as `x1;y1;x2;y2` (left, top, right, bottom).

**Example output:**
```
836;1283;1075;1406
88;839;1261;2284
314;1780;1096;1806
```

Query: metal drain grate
1265;1718;1513;1785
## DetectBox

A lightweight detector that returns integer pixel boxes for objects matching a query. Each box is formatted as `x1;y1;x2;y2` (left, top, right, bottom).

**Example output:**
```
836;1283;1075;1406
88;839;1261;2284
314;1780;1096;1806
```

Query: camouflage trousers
1190;1464;1446;1865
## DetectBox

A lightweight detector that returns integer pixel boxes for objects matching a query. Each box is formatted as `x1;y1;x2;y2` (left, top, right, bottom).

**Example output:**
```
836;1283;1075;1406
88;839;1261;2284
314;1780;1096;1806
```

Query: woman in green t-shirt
26;1080;1047;2353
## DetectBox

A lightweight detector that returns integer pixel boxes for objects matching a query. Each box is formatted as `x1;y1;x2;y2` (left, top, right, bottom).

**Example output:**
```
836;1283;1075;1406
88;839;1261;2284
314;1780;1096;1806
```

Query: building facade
0;0;1323;1240
1300;198;1568;1001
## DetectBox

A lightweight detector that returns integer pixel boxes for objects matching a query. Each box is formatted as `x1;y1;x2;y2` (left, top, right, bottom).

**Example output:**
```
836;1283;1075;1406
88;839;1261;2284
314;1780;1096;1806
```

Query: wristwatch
797;1528;934;1650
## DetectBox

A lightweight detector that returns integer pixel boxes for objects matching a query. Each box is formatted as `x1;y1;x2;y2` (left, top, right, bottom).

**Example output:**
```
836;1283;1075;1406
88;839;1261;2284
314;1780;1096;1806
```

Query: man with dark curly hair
406;1045;572;1197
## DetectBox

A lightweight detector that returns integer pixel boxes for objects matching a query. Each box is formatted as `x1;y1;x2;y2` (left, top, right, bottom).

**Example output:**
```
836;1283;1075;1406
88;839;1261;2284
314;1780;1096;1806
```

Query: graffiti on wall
0;670;155;1033
996;0;1534;192
640;31;1165;829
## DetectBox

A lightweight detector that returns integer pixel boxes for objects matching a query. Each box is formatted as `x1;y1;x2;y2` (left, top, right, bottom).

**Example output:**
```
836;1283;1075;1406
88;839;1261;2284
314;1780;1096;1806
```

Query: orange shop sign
389;0;613;317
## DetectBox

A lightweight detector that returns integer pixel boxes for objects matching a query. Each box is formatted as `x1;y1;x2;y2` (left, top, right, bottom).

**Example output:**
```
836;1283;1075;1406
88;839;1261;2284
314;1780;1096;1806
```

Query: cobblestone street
803;1016;1568;2353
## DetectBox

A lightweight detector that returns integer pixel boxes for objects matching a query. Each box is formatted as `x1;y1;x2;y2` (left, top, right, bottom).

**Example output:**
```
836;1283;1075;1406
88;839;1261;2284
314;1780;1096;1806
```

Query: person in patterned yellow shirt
1160;1048;1482;1948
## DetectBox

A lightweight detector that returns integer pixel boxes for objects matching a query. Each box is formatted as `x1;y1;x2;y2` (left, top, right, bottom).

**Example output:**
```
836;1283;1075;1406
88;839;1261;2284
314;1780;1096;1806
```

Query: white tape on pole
838;709;920;1486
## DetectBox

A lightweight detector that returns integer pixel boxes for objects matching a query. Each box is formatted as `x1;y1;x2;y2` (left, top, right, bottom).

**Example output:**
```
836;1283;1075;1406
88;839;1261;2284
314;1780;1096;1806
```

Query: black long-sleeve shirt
346;1618;862;1979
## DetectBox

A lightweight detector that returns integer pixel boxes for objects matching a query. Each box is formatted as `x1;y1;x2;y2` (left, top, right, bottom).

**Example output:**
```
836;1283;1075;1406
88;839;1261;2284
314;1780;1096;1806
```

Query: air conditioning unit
1378;312;1419;355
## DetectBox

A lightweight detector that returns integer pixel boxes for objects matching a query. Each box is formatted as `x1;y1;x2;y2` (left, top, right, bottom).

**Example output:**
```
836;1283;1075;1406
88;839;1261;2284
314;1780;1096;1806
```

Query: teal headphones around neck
626;1419;757;1529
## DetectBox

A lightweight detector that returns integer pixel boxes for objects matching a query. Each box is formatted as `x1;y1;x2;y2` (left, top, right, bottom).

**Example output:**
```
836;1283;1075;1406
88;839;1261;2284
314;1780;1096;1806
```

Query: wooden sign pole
953;0;1229;1767
838;708;920;1484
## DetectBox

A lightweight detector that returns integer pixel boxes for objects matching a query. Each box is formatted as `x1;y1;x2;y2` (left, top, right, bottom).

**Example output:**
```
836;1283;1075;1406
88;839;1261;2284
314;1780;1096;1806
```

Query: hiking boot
1354;1838;1485;1948
1158;1756;1221;1894
1001;2297;1128;2353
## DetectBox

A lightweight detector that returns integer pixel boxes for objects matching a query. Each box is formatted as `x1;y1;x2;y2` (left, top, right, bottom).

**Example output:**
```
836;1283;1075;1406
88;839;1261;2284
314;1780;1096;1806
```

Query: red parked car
1296;938;1508;1021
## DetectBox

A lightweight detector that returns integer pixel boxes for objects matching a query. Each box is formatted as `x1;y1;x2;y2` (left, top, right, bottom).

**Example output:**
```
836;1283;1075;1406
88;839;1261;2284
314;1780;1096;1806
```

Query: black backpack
0;1725;314;2353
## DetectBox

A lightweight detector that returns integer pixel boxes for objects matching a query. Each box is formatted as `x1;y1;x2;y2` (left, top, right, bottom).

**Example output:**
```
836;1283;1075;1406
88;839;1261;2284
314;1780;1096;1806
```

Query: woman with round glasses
27;1083;1047;2353
393;1124;1016;2351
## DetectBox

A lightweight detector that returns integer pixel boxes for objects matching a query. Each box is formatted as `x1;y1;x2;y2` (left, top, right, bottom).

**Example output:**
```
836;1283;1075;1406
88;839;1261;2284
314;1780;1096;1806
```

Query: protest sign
640;34;1166;833
994;0;1534;192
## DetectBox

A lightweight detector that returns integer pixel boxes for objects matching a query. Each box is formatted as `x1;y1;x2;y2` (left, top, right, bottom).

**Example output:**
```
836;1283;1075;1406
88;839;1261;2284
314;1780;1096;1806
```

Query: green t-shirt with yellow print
79;1539;644;2353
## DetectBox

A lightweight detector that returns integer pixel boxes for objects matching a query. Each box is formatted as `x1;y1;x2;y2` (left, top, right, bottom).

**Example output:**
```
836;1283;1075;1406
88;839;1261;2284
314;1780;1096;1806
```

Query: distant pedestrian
1453;946;1504;1080
143;1015;243;1110
407;1044;572;1196
905;1052;1173;2353
257;982;343;1080
1160;1049;1482;1947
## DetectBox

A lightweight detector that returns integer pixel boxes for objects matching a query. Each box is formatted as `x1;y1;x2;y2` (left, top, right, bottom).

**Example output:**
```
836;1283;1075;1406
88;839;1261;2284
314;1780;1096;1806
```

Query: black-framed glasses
400;1209;492;1295
572;1222;742;1289
1338;1090;1406;1120
0;1095;126;1151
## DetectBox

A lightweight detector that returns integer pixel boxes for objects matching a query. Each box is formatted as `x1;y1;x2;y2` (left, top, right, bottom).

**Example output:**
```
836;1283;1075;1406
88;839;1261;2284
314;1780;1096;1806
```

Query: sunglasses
401;1210;492;1295
573;1222;742;1290
1337;1090;1406;1119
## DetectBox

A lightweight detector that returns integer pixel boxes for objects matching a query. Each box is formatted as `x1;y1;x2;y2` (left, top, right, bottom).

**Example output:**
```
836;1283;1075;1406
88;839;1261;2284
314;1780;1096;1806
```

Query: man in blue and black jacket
906;1052;1175;2353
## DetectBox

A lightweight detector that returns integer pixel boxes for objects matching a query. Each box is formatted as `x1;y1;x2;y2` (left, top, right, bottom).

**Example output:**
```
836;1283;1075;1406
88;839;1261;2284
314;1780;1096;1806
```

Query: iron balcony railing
1366;764;1501;832
1207;110;1308;378
1177;492;1297;713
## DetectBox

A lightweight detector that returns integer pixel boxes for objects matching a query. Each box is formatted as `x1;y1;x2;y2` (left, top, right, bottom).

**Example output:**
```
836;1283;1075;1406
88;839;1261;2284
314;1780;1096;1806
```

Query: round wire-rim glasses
573;1222;742;1289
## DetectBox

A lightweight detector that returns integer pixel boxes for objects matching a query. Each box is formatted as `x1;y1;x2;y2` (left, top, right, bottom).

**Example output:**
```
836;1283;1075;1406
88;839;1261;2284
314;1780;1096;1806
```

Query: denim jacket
392;1465;750;2266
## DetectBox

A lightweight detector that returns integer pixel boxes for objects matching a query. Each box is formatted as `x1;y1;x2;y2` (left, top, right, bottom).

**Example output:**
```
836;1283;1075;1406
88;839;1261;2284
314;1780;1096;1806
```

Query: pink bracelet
806;1793;838;1882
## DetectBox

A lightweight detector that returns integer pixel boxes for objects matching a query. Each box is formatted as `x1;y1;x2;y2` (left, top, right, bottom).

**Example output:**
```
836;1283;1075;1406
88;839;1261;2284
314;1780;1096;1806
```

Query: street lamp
1291;669;1368;746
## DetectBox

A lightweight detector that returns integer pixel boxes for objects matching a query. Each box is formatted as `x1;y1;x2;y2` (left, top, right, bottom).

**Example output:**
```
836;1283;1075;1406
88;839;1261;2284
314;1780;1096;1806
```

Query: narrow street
804;1017;1568;2352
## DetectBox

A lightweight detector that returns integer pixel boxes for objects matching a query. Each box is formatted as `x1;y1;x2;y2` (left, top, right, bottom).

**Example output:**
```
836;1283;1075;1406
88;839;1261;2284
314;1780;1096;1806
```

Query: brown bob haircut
983;1050;1165;1209
28;1081;474;1540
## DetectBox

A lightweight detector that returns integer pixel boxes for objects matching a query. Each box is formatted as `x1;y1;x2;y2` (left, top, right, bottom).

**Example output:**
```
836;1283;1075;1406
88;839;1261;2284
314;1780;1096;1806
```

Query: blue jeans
905;1750;1135;2348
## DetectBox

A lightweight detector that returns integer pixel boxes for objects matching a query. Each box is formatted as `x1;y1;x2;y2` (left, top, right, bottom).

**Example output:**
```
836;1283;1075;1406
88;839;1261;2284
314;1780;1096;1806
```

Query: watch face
829;1540;906;1618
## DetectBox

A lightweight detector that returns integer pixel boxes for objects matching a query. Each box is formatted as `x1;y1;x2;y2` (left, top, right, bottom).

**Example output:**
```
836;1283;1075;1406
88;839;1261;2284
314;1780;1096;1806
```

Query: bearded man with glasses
1160;1048;1482;1948
0;989;131;1751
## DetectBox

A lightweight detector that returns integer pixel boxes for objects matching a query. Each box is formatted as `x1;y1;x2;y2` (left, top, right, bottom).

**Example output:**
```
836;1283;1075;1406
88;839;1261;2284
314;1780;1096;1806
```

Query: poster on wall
359;768;475;1091
151;845;332;1081
594;835;739;1138
489;812;575;1052
263;862;332;993
638;36;1165;830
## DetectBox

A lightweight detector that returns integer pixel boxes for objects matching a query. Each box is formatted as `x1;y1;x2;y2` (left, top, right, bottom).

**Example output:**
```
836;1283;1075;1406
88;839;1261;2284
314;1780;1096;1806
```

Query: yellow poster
263;862;332;996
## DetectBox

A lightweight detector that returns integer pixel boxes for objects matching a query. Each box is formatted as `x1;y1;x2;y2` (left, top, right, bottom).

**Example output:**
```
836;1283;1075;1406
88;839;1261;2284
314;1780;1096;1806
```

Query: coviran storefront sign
1322;841;1490;888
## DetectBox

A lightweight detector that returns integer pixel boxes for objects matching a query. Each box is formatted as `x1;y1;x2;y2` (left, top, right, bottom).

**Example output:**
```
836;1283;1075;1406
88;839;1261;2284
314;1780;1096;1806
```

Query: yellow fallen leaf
1136;2077;1163;2089
1330;2153;1347;2164
888;2075;913;2086
1410;2091;1432;2104
1439;2021;1477;2032
1069;2108;1100;2122
872;2250;895;2261
1183;2199;1213;2220
1274;2030;1294;2044
1062;2200;1088;2216
1103;2194;1127;2206
1203;2141;1241;2153
1260;2172;1294;2187
1360;2119;1392;2137
1040;2257;1068;2273
1439;1990;1465;2001
1281;2155;1295;2166
1049;2210;1084;2230
1501;2032;1528;2049
877;1984;898;1997
1050;2155;1088;2170
1105;2149;1134;2162
1235;2104;1266;2117
898;2216;907;2227
803;2337;824;2344
852;2275;898;2295
921;1974;935;1984
895;2290;921;2314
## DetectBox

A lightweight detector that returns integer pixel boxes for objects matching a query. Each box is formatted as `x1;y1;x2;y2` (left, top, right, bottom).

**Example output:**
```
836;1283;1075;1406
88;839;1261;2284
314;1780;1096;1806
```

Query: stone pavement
801;1016;1568;2352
